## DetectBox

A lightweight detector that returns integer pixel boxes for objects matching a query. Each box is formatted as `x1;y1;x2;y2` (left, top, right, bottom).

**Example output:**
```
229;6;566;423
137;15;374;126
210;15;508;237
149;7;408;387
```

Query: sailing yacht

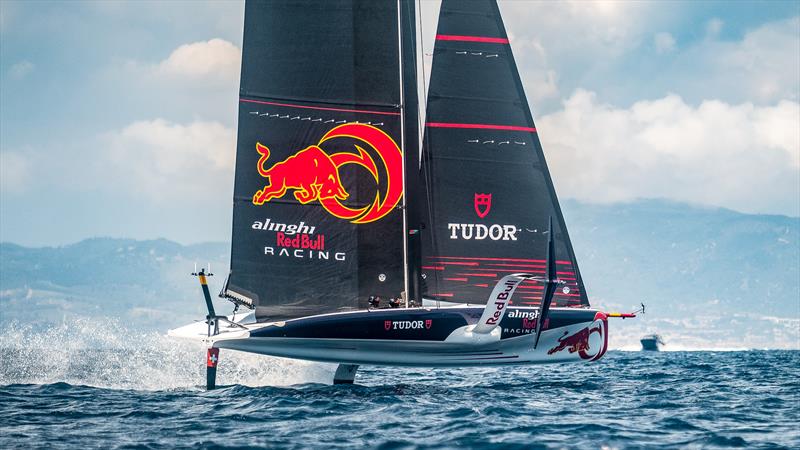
169;0;635;388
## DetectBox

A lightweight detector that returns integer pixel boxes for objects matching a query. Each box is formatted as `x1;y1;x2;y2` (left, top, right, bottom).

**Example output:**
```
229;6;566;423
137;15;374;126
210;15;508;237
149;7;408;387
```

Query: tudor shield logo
474;193;492;218
252;123;403;224
384;320;392;331
449;193;519;241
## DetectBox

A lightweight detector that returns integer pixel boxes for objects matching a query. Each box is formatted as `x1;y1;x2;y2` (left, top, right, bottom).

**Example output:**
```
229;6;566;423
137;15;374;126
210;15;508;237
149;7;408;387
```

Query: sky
1;0;798;247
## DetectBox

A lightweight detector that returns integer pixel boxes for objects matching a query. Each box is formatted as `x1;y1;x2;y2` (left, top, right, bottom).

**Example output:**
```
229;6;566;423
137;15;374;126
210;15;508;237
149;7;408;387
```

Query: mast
399;0;422;306
397;0;409;308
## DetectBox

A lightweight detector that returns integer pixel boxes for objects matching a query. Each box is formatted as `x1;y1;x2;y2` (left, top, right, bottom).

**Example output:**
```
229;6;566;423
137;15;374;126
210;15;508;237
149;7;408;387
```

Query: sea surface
1;320;798;449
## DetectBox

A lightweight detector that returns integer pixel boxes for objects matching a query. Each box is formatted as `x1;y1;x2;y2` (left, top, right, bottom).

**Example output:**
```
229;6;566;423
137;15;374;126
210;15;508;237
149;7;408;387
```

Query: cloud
101;119;235;203
500;0;656;58
654;32;676;53
539;90;800;216
154;38;240;83
7;60;34;79
705;16;800;103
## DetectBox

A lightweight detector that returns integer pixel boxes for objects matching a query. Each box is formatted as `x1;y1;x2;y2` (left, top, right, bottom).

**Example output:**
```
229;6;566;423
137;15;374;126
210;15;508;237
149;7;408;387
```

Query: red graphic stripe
444;278;469;282
430;256;572;265
421;266;445;271
427;122;536;132
456;273;497;278
474;284;489;288
430;293;454;297
240;98;400;116
488;263;546;269
440;261;479;266
436;34;509;44
469;268;545;274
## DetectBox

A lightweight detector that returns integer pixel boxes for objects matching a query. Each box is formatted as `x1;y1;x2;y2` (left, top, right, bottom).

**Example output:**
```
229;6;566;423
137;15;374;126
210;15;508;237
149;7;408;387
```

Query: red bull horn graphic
252;123;403;224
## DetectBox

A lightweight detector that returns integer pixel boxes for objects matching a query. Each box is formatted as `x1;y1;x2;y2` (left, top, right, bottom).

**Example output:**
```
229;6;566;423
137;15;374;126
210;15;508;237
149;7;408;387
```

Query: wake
0;318;335;390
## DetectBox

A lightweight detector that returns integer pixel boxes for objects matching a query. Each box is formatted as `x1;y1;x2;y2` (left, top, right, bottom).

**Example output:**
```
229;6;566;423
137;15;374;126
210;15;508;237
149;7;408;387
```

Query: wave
0;318;335;390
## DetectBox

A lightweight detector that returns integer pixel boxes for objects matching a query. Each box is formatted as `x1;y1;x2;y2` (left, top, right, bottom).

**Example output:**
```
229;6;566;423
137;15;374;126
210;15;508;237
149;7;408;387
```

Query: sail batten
240;98;402;115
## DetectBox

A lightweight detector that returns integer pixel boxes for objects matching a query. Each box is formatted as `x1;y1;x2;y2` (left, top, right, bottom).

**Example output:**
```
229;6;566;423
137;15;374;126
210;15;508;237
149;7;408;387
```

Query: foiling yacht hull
171;307;610;366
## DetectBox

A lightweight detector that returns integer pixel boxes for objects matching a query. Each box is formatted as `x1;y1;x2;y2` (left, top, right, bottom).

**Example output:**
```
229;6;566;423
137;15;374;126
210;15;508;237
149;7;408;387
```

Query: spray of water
0;318;335;390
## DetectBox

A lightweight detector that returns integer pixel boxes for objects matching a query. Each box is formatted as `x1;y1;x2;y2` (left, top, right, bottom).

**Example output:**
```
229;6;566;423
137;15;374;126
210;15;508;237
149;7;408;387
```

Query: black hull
249;307;597;342
171;306;611;366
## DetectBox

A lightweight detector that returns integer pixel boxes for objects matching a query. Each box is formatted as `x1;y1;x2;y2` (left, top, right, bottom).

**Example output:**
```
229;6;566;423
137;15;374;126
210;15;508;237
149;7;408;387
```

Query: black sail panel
227;1;406;321
419;0;589;307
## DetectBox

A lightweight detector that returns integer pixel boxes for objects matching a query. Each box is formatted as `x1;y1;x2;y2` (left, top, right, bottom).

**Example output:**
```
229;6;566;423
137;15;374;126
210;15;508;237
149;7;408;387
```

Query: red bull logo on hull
547;312;608;361
252;123;403;224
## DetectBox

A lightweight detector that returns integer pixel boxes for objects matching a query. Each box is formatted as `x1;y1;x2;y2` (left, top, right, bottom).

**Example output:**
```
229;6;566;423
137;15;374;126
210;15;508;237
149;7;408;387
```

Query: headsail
225;0;418;321
418;0;589;307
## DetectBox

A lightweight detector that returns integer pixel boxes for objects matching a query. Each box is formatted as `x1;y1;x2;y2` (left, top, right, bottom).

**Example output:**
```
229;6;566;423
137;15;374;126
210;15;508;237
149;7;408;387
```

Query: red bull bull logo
548;327;593;356
547;313;608;361
252;123;403;224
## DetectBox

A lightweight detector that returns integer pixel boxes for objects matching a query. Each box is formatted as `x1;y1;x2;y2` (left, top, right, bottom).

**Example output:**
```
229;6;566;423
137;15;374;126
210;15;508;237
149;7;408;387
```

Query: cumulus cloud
496;0;661;112
152;38;241;83
102;119;235;203
500;0;654;58
635;16;799;106
539;90;800;216
706;16;800;103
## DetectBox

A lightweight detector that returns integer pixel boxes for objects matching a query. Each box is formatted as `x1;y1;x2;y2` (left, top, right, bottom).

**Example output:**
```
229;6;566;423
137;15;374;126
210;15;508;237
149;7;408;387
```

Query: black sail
419;0;589;307
226;0;414;321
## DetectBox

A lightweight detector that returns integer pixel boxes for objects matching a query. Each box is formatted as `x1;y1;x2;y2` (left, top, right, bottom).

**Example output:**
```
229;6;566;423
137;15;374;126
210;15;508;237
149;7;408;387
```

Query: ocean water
1;320;798;449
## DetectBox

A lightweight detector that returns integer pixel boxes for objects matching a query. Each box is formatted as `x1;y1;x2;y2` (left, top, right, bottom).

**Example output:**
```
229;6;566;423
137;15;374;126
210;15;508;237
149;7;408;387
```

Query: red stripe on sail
429;256;572;265
421;266;445;270
240;98;400;116
469;268;545;274
456;273;497;278
430;293;454;297
444;278;469;282
436;34;509;44
487;263;546;269
427;122;536;132
440;261;479;266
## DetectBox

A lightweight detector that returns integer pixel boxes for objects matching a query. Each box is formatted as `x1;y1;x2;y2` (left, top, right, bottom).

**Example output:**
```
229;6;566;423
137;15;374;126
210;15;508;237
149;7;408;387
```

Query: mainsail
225;0;419;321
418;0;589;307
